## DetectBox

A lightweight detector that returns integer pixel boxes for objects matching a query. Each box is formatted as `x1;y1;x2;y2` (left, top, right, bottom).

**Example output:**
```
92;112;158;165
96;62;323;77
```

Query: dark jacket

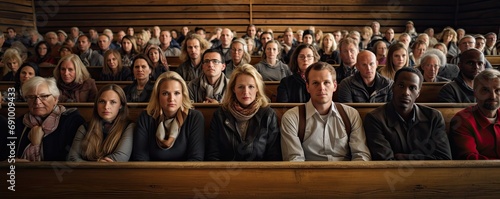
99;67;133;81
206;106;282;161
438;63;460;80
15;109;85;161
364;103;452;160
123;81;154;102
176;60;202;82
276;73;310;103
318;49;340;64
335;62;357;84
131;109;205;161
58;79;98;102
438;74;475;103
337;72;393;103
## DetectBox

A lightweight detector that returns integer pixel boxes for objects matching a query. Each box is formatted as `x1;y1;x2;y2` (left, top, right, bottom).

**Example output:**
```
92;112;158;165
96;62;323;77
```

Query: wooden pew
486;55;500;66
1;161;500;198
1;103;474;134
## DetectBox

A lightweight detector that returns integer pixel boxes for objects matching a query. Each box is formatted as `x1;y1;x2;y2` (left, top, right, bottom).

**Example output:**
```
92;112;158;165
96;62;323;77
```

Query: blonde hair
319;33;337;54
221;64;269;110
146;71;192;121
81;84;130;161
103;49;123;75
2;48;23;75
54;54;91;84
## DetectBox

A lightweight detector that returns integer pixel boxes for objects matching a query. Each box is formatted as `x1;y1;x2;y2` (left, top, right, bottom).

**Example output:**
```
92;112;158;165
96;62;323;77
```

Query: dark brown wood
1;161;499;198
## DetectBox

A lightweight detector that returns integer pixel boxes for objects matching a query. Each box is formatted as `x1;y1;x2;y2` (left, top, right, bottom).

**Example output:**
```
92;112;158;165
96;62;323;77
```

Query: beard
482;99;500;111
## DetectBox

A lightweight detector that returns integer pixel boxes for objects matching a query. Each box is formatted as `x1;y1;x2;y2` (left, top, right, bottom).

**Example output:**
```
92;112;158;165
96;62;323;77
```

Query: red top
450;105;500;160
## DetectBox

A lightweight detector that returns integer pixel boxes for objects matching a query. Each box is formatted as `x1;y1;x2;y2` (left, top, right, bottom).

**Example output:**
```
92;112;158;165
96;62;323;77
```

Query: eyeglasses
202;59;222;64
25;94;52;102
231;49;244;53
298;55;314;60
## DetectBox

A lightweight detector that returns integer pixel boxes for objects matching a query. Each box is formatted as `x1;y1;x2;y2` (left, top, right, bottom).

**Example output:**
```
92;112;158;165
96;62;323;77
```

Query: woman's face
422;57;440;80
392;49;407;69
60;48;72;58
37;44;48;57
171;31;178;39
20;66;36;85
6;59;19;73
247;42;254;53
133;58;151;81
265;42;279;60
443;32;453;43
298;48;314;73
376;43;387;57
159;80;183;118
413;44;427;58
136;37;144;46
97;90;122;122
231;42;244;64
323;36;333;49
148;49;160;63
303;35;313;45
60;60;76;84
233;74;257;107
26;83;57;118
106;53;119;70
122;39;133;53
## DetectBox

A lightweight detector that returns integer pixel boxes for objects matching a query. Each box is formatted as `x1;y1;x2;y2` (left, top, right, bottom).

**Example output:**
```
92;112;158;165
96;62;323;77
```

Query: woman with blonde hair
131;71;204;161
100;49;132;81
379;42;409;80
54;54;97;102
318;33;339;64
1;48;23;81
207;64;281;161
439;28;458;60
68;84;135;162
225;38;251;77
254;40;292;81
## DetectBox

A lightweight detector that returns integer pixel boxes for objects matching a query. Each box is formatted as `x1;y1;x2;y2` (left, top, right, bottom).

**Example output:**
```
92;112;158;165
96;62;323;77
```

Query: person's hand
203;97;219;104
98;157;114;162
29;126;44;145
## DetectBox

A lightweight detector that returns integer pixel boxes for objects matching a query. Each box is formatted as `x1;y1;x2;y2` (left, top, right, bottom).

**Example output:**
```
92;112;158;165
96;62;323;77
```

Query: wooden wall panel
457;0;500;34
0;0;35;34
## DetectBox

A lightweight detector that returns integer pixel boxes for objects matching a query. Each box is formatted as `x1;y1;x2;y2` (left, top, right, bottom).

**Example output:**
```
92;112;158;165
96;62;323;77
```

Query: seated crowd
0;21;500;162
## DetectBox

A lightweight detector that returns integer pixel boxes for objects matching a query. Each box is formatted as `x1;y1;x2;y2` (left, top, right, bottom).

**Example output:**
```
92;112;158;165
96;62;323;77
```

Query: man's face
355;52;377;81
221;29;233;47
98;35;110;50
77;36;90;52
283;32;293;45
340;43;359;66
160;31;172;45
247;26;256;37
186;39;201;60
46;34;58;46
392;71;420;110
399;35;411;48
459;50;485;80
7;29;16;39
459;37;475;52
306;69;337;106
475;77;500;112
260;33;272;46
486;34;497;47
153;26;161;38
476;38;486;52
202;52;225;79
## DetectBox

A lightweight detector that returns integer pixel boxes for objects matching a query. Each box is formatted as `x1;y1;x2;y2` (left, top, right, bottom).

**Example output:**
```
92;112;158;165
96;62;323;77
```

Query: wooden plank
40;19;248;27
252;19;451;26
252;0;456;6
58;13;250;20
252;5;455;13
52;5;250;13
253;13;453;20
61;0;251;6
0;0;32;7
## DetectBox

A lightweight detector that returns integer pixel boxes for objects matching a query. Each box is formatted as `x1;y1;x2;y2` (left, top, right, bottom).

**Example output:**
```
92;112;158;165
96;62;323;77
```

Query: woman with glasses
418;53;450;82
54;54;98;102
276;44;319;103
206;64;281;161
225;38;251;78
68;84;135;162
254;40;292;81
14;76;85;161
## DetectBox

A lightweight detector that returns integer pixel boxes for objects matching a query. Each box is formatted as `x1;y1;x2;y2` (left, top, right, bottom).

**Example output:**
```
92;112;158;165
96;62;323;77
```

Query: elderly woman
254;40;292;81
379;42;409;80
123;54;155;102
225;38;251;77
131;71;204;161
318;33;339;64
100;49;132;81
14;77;85;161
206;64;281;161
145;45;169;79
119;35;139;68
372;40;388;65
54;54;97;102
28;41;57;67
277;44;319;103
68;84;135;162
12;62;40;102
244;37;257;56
409;40;428;67
418;53;451;82
1;48;23;81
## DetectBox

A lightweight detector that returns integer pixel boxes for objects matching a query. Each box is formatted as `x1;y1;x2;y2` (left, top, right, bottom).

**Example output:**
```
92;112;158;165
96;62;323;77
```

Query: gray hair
422;49;447;67
474;69;500;90
22;76;60;99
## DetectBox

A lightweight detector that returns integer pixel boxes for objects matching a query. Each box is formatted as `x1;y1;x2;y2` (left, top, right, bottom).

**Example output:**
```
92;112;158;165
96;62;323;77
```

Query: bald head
459;48;485;80
221;28;234;47
356;50;378;81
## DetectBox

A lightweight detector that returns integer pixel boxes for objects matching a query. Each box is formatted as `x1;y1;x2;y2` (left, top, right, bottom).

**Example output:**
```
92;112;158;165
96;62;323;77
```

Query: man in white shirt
280;62;371;161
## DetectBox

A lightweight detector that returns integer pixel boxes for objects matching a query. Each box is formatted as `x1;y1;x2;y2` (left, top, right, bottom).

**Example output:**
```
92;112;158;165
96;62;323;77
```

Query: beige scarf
156;109;188;149
21;105;66;161
227;100;260;140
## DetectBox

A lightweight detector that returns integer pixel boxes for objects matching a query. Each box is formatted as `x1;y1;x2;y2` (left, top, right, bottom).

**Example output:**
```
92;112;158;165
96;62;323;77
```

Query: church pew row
0;81;447;103
1;160;500;198
1;103;474;134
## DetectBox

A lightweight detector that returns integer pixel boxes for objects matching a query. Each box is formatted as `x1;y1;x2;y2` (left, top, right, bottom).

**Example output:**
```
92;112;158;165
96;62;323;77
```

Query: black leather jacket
337;72;393;103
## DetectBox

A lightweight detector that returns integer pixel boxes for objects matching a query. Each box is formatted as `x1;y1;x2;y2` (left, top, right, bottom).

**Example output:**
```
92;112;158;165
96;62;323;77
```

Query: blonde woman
54;54;97;102
318;33;339;64
1;48;23;81
131;71;204;161
68;85;135;162
206;64;281;161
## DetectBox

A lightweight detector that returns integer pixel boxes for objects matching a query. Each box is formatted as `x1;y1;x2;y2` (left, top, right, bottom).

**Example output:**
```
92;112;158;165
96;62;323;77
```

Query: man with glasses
439;48;486;103
337;50;393;103
281;62;371;161
450;35;492;68
187;49;228;103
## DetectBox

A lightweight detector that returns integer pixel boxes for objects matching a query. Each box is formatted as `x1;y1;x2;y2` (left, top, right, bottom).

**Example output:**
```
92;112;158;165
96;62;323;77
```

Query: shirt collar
305;100;339;120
